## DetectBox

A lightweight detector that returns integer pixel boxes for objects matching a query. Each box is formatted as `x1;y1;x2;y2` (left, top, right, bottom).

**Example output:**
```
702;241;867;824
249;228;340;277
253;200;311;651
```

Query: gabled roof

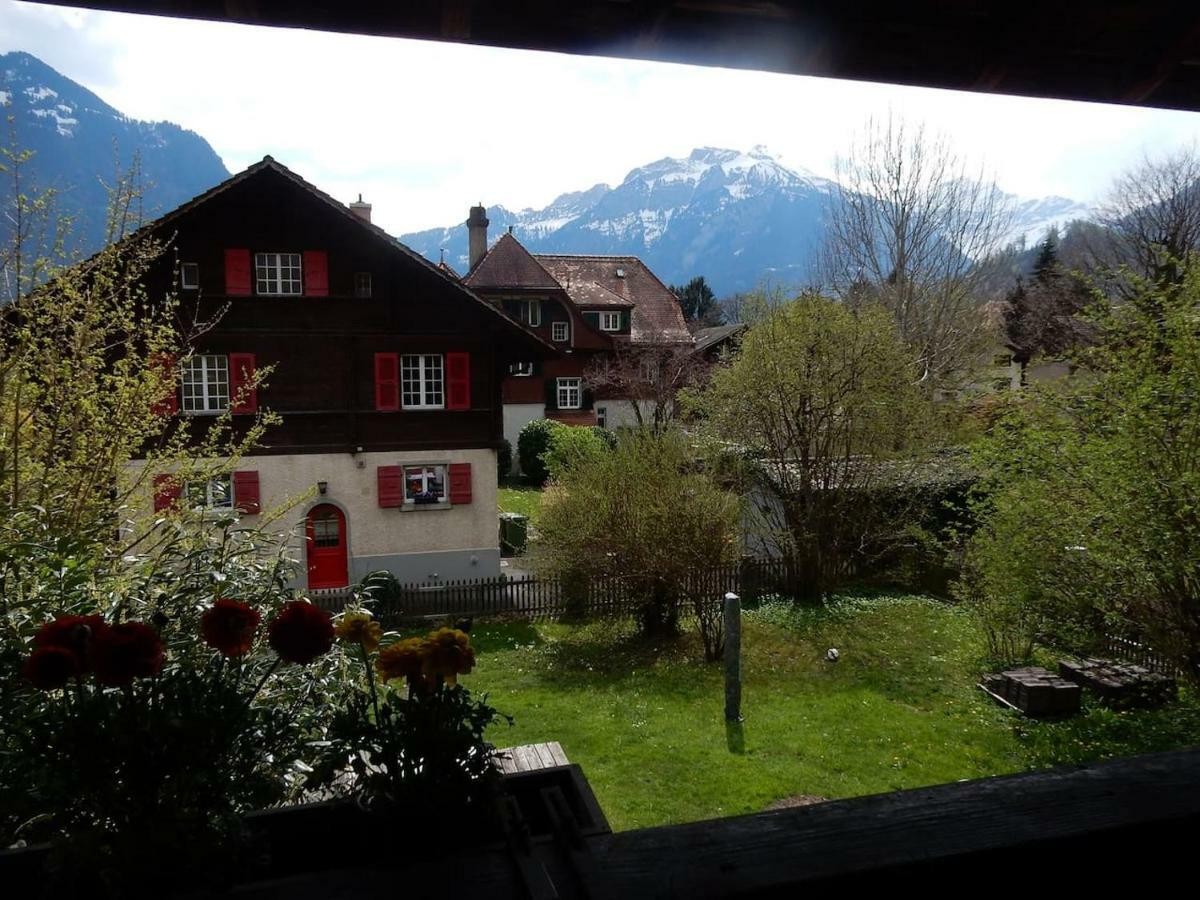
462;233;562;291
693;323;747;355
131;156;555;355
535;254;692;343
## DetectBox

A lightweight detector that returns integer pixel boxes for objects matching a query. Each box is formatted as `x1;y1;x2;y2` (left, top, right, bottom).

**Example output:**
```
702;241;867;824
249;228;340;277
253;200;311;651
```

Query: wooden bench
494;741;570;774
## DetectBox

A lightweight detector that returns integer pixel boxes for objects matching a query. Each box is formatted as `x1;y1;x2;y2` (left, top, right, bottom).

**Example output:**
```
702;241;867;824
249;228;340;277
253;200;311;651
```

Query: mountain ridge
401;146;1093;296
0;51;230;259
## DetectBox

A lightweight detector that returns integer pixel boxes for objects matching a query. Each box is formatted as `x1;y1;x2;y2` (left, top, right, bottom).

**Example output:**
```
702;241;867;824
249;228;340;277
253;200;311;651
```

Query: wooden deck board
495;741;569;773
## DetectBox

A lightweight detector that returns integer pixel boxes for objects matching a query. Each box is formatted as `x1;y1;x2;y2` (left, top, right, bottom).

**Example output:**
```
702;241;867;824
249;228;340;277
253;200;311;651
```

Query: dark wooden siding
145;167;542;455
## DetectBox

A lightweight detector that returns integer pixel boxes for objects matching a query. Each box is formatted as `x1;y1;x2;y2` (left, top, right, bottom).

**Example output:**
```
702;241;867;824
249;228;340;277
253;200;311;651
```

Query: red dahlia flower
201;599;262;657
267;601;333;665
91;622;165;687
23;646;81;690
33;614;109;673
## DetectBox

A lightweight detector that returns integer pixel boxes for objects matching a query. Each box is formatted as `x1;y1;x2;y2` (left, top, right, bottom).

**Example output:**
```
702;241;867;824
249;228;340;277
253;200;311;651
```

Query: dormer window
255;252;302;295
600;311;622;332
514;298;541;327
615;268;626;278
180;262;200;290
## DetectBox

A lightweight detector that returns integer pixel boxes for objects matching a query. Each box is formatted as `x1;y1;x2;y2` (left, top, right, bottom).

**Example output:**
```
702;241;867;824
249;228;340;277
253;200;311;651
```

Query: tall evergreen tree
669;275;724;327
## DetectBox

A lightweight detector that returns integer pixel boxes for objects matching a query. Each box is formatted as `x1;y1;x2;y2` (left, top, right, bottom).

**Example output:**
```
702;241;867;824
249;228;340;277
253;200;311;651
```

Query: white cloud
3;0;1200;234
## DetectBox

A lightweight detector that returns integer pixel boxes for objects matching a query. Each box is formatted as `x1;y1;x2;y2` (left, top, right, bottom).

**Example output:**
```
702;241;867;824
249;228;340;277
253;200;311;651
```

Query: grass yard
456;593;1200;831
497;481;545;525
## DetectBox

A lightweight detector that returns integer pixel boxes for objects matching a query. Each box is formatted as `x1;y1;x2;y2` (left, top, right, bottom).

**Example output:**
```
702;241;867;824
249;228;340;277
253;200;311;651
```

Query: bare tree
584;332;704;433
823;115;1013;390
1092;143;1200;289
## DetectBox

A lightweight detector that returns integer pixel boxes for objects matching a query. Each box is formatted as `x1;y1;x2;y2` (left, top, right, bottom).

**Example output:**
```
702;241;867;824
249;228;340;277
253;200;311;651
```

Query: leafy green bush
543;422;611;480
535;429;740;652
517;418;561;485
961;263;1200;680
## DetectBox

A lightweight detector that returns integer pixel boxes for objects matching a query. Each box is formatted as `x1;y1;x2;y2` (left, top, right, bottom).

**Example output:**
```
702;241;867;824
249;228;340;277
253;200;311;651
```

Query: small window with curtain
403;465;447;505
186;475;232;510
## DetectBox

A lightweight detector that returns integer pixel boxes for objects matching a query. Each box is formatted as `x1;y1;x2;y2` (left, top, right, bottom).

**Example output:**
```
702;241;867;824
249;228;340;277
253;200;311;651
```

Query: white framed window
515;298;541;327
596;406;607;428
600;311;622;331
355;272;373;298
254;252;302;295
186;475;232;510
401;354;444;409
180;262;200;290
181;354;229;414
552;321;569;342
509;361;534;377
403;465;447;505
557;377;582;410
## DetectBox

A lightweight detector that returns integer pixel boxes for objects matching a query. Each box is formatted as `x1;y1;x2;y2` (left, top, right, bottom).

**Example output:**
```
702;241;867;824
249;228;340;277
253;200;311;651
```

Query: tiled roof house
459;207;693;463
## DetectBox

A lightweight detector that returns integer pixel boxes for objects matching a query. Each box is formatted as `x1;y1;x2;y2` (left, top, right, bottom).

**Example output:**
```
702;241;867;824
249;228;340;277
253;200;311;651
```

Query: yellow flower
335;610;382;653
423;627;475;684
376;637;428;683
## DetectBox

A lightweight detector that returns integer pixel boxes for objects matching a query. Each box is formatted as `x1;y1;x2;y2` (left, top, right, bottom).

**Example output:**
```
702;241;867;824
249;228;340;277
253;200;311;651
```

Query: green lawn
497;481;545;525
457;593;1200;831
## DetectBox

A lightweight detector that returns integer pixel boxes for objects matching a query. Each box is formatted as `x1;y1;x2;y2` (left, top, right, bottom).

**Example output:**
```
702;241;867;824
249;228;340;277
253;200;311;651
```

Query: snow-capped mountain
402;147;838;294
1002;193;1095;250
402;146;1094;296
0;51;229;257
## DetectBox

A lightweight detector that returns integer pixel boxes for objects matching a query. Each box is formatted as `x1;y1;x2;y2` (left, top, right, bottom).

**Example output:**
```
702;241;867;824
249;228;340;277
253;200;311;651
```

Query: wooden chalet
138;158;554;589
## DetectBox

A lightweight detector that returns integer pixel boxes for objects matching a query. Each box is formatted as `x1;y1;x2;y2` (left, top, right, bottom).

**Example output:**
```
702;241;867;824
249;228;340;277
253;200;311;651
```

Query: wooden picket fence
313;557;805;626
1102;633;1182;677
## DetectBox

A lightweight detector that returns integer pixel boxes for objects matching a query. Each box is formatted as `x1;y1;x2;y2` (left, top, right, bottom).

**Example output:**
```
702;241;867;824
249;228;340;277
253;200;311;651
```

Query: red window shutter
448;463;472;505
229;353;257;414
446;352;470;410
153;474;181;512
225;249;252;296
233;470;261;514
377;465;402;508
304;250;329;297
374;353;399;411
151;353;177;416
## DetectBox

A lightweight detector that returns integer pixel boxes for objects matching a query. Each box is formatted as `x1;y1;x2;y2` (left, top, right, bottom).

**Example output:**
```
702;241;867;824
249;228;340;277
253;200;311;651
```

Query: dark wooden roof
131;156;556;355
537;254;692;343
462;233;563;291
50;2;1200;112
693;322;747;355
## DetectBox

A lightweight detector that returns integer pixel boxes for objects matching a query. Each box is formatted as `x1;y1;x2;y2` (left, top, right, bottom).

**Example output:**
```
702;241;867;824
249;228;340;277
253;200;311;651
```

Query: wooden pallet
494;741;570;774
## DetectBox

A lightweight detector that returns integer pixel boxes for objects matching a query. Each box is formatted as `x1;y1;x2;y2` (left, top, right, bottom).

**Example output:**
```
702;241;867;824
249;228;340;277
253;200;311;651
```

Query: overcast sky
4;0;1200;235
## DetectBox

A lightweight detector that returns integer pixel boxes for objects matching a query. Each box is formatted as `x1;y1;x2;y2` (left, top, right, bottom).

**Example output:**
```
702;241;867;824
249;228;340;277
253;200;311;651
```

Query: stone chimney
350;194;372;223
467;204;489;269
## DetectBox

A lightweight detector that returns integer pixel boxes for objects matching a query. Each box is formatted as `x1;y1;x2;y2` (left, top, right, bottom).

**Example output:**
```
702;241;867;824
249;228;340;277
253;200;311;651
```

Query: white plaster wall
595;399;644;430
503;403;546;470
132;448;501;584
249;448;498;557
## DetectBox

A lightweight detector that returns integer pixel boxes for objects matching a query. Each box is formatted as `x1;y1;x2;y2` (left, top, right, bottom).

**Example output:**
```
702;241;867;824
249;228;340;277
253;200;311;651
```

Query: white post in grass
724;592;742;722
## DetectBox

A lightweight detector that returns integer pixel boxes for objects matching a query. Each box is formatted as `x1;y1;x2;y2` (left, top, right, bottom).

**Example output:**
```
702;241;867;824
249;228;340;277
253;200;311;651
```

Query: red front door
306;504;348;589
